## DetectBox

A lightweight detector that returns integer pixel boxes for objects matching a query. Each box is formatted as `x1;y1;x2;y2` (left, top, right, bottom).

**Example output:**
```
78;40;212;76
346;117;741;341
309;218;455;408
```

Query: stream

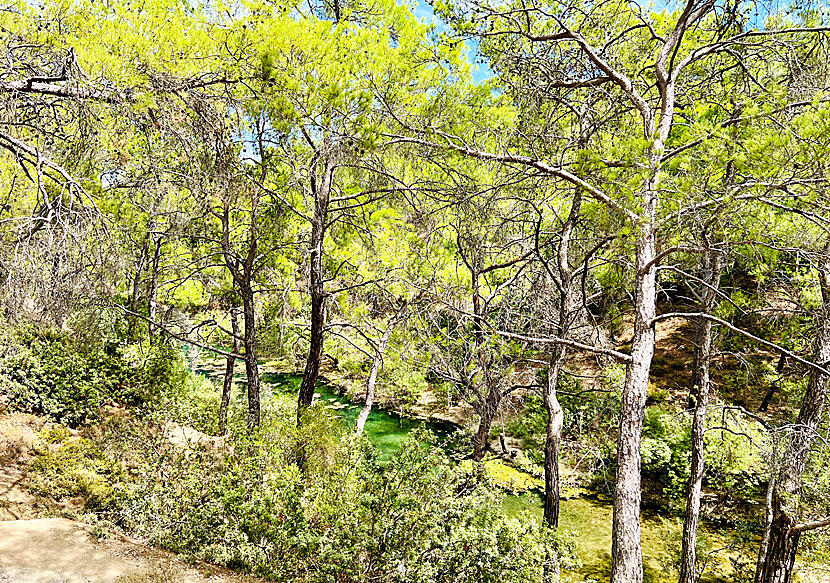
191;356;737;583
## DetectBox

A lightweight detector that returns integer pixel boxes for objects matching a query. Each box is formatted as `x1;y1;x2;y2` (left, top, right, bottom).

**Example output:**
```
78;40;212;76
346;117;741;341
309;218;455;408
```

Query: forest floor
0;413;259;583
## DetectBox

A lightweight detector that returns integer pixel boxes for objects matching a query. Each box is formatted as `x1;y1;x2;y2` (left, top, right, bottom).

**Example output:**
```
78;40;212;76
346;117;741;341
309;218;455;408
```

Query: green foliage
28;433;123;509
641;408;691;501
105;416;564;583
704;406;767;501
160;372;221;435
387;366;429;410
0;328;186;426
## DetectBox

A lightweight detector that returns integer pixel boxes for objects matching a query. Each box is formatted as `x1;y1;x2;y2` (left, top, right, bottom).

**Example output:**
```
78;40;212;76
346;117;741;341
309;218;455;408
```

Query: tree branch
791;516;830;533
650;312;830;376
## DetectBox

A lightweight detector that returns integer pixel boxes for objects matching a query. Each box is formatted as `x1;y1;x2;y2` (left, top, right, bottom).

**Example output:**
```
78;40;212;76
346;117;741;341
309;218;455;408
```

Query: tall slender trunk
298;157;333;424
356;324;393;435
128;231;151;340
679;248;723;583
468;262;494;463
219;307;240;435
543;187;582;529
755;473;777;583
611;188;658;583
146;235;161;344
542;370;563;583
756;253;830;583
544;346;565;528
240;283;260;430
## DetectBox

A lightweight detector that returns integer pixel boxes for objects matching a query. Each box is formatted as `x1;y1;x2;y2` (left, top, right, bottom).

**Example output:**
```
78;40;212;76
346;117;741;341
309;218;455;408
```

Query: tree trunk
217;183;262;431
297;156;333;424
146;235;161;344
356;325;393;435
219;307;240;435
543;184;582;530
755;474;777;583
610;217;657;583
679;248;723;583
473;388;500;462
756;253;830;583
542;353;564;583
544;346;565;528
127;230;150;340
240;283;261;430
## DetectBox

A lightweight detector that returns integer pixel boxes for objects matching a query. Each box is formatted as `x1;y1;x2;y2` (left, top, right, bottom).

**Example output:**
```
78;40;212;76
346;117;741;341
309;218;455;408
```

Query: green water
259;372;455;459
502;492;713;583
194;361;737;582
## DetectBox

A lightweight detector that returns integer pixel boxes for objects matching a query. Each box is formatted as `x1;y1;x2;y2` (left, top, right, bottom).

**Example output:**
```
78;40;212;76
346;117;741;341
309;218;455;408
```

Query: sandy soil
0;413;257;583
0;518;254;583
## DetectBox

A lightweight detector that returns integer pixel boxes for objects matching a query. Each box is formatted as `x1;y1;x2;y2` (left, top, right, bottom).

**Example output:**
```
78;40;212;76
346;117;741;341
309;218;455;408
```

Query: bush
28;432;123;510
159;373;222;435
641;407;691;501
0;328;186;426
108;410;568;583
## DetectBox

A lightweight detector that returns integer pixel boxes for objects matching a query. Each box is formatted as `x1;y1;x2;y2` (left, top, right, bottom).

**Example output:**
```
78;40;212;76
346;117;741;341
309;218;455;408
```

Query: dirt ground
0;517;257;583
0;413;257;583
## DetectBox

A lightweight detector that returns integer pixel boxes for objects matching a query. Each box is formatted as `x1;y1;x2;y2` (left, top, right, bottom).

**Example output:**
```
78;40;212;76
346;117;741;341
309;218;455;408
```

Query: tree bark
473;389;500;462
679;248;723;583
356;324;393;435
544;346;565;528
756;253;830;583
297;156;333;424
240;282;261;429
610;194;658;583
219;307;240;435
218;197;261;431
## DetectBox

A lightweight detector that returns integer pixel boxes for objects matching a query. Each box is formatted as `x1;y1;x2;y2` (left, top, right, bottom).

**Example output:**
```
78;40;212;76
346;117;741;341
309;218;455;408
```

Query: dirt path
0;413;258;583
0;517;254;582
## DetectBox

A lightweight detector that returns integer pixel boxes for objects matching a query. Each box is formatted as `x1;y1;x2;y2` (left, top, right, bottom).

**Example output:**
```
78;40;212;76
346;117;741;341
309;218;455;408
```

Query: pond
192;358;739;583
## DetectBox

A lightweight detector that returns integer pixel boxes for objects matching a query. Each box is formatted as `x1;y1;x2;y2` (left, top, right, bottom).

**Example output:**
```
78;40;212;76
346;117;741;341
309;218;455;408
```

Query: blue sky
410;0;494;83
403;0;805;84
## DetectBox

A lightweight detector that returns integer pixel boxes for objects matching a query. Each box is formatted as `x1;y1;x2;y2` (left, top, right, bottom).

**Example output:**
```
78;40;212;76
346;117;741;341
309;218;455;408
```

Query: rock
162;422;228;452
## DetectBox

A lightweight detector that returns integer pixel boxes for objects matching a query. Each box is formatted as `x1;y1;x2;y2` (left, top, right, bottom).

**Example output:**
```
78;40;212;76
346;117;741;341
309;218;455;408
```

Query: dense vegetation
1;0;829;582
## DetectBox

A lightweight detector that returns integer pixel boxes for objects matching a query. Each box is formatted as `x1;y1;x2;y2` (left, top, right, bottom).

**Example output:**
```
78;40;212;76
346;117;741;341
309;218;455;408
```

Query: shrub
28;434;123;510
641;407;691;500
0;328;186;426
110;413;569;583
